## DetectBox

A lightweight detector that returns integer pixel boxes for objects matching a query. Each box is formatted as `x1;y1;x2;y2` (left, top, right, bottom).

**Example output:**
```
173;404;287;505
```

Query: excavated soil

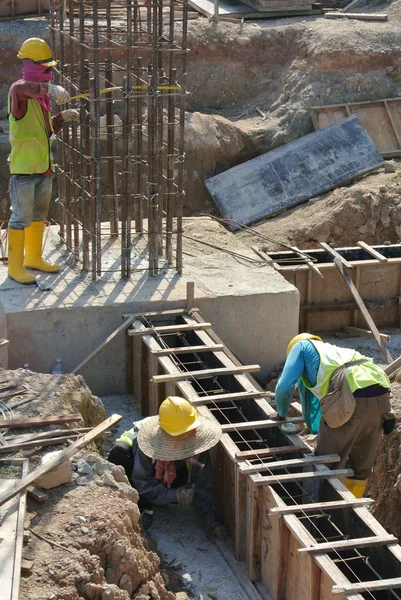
20;451;185;600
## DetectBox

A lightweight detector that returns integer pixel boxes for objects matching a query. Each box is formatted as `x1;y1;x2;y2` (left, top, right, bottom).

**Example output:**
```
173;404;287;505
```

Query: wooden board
238;453;340;474
221;416;304;432
312;98;401;158
151;364;261;383
205;117;384;230
250;468;352;485
0;414;121;507
0;459;28;600
269;497;374;515
189;0;321;18
298;535;398;554
0;414;81;429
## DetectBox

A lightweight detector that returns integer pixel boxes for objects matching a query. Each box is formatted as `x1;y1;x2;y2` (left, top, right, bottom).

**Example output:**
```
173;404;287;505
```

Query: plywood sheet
189;0;319;18
312;98;401;158
205;117;384;230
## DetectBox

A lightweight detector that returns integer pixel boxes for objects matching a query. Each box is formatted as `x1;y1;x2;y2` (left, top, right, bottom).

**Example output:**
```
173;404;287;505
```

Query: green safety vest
8;96;54;175
117;417;152;446
301;340;390;399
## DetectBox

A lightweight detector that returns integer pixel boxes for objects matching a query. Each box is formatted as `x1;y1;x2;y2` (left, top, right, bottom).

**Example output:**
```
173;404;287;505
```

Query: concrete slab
205;116;384;230
0;218;299;394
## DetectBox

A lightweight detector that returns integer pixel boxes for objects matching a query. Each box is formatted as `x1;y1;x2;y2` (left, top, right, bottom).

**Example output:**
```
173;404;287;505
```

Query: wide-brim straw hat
137;413;222;460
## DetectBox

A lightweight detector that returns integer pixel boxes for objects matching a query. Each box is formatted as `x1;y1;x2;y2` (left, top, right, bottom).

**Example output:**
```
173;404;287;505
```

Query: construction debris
324;11;388;20
205;117;384;230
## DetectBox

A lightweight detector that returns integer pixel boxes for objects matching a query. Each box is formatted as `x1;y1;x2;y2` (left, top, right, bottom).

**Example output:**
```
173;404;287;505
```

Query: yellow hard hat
286;333;322;356
17;38;57;67
158;396;200;437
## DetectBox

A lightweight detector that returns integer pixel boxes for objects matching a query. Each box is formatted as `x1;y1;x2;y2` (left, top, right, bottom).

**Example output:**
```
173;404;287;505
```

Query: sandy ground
101;395;248;600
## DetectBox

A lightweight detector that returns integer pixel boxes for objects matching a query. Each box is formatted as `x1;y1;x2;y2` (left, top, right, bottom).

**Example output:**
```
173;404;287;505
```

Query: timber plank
325;11;388;19
333;577;401;594
319;242;353;268
235;445;304;460
0;434;85;454
238;453;340;474
0;414;81;429
152;344;225;356
298;535;398;554
128;322;212;336
357;241;387;262
71;315;137;374
151;364;261;383
250;468;353;485
221;416;304;432
191;391;272;406
269;498;374;515
0;414;121;507
343;326;390;342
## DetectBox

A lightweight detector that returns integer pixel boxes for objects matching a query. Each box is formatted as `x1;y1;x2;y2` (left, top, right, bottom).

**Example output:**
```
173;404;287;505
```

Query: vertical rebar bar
92;0;102;277
134;55;144;233
105;4;118;237
69;3;80;256
125;0;133;277
166;1;176;265
176;0;188;274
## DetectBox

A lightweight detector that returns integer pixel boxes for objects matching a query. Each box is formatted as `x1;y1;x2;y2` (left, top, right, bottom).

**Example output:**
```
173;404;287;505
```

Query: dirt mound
0;367;106;425
236;168;401;249
20;452;185;600
366;381;401;539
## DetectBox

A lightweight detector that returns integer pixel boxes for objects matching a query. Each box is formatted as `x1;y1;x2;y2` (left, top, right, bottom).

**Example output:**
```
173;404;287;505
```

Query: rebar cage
50;0;188;278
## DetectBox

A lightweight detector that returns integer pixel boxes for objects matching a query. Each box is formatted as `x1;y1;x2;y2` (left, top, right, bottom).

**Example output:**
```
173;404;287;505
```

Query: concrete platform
0;218;299;394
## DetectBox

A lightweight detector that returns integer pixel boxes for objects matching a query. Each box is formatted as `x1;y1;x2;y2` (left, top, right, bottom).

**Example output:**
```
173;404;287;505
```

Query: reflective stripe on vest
301;340;390;399
9;96;54;175
117;417;152;446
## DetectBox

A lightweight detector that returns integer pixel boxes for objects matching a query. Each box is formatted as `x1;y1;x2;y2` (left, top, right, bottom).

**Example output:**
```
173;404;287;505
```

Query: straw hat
137;413;222;460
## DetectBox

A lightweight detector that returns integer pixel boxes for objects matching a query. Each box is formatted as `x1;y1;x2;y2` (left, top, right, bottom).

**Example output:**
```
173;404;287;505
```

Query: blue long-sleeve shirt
275;340;322;434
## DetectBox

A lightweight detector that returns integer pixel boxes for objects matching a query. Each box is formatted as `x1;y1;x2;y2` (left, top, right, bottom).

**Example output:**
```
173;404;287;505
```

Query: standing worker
7;37;79;284
108;396;227;541
270;333;395;497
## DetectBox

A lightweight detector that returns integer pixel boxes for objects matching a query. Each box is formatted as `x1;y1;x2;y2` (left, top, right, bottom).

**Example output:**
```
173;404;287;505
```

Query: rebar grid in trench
50;0;187;279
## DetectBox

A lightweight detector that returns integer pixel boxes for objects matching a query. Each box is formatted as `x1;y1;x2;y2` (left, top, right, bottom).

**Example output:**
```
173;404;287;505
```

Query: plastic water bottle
51;358;64;375
23;363;30;370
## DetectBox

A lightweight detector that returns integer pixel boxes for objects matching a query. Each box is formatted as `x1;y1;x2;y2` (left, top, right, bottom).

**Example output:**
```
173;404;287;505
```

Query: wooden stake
186;281;195;310
71;315;137;374
357;241;387;262
333;257;393;363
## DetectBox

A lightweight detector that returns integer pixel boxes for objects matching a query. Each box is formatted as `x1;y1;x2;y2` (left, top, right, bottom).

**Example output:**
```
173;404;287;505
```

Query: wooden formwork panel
281;261;401;332
0;0;49;17
311;98;401;158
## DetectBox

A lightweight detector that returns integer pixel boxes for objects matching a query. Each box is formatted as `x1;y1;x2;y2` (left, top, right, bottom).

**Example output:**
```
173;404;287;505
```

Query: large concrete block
36;451;72;489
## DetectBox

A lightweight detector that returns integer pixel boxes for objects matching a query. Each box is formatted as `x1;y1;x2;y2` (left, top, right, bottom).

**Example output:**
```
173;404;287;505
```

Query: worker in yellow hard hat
7;38;79;285
108;397;227;539
270;333;395;498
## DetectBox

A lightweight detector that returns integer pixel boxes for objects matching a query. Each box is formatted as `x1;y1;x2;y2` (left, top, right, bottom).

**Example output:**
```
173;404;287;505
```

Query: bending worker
8;37;79;285
271;333;395;497
108;396;227;540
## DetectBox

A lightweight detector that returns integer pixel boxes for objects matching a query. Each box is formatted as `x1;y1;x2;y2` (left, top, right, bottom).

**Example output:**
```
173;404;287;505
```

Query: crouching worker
108;396;227;541
8;37;79;284
270;333;395;498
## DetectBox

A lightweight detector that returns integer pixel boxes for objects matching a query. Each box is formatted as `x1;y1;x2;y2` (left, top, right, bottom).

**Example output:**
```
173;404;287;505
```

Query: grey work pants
314;392;392;479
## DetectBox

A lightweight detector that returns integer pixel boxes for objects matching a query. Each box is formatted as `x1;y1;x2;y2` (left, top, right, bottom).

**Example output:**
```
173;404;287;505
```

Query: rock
394;473;401;493
384;160;397;173
119;573;134;597
36;451;72;490
94;460;111;476
76;515;87;523
76;477;90;486
102;472;119;488
81;526;89;534
84;453;102;466
110;464;129;484
76;458;94;476
117;483;139;504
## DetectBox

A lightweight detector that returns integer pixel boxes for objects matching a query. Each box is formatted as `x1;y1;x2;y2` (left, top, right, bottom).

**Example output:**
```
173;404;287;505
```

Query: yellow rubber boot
24;221;59;273
7;229;36;285
343;477;368;498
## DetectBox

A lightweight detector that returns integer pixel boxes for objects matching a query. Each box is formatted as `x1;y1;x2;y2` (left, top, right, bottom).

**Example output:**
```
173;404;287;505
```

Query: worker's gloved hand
176;485;195;505
62;109;80;123
48;83;70;105
206;522;228;543
269;411;285;422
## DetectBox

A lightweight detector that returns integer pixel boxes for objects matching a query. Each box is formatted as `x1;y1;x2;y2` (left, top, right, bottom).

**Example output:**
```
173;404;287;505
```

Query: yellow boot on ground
7;229;36;285
24;221;60;273
343;477;368;498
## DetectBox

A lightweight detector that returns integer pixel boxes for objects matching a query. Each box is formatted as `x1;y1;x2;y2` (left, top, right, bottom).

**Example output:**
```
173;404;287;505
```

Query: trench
130;312;401;600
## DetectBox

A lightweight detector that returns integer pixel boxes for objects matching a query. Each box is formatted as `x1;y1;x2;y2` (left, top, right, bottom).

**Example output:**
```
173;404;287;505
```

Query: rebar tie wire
141;314;395;598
